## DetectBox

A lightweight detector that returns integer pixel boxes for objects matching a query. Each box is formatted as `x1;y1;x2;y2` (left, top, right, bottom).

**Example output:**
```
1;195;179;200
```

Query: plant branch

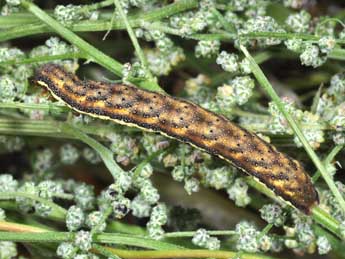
0;224;279;259
20;0;162;92
113;0;153;80
0;192;66;221
60;124;125;181
312;144;345;182
100;247;280;259
0;221;48;233
0;52;84;66
1;1;198;41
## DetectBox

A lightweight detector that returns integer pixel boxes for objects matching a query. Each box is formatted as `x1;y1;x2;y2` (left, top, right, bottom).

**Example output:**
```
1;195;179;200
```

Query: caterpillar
33;64;318;214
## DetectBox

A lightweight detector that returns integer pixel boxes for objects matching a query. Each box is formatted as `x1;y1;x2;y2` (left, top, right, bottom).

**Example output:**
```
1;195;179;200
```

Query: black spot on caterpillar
33;64;318;214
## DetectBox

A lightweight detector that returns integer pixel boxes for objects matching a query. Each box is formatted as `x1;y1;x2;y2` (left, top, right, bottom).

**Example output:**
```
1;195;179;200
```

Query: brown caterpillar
33;64;318;214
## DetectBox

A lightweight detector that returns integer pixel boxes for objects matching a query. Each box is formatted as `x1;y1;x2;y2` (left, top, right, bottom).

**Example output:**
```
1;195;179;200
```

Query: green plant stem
240;31;345;44
0;12;40;28
92;244;122;259
257;224;273;240
91;206;113;235
240;45;345;217
315;18;345;36
0;220;48;233
113;0;153;80
232;108;269;120
0;102;68;113
142;22;234;41
0;229;279;259
0;230;182;250
312;206;342;238
211;8;235;33
95;233;184;250
133;147;171;179
60;124;125;181
245;177;282;205
1;1;198;41
141;22;345;45
0;192;66;221
0;222;182;258
164;230;236;238
0;231;73;243
0;117;132;139
102;1;117;41
3;7;345;48
19;1;121;75
106;221;147;235
0;52;84;66
312;145;345;182
101;247;280;259
20;0;162;92
210;51;273;87
0;118;73;139
329;48;345;61
53;193;74;200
